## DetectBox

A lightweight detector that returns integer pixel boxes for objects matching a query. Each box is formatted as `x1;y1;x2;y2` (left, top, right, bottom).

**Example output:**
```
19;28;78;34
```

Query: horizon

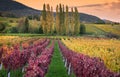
15;0;120;23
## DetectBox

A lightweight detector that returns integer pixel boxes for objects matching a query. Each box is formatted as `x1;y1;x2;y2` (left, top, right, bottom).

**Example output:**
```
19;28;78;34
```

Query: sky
15;0;120;22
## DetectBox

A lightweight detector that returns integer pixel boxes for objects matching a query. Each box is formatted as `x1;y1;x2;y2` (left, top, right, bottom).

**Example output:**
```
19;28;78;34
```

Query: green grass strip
46;41;69;77
0;67;23;77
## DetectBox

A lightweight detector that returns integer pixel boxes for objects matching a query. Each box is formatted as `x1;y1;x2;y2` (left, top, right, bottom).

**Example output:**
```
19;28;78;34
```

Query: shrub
38;26;43;34
0;22;6;33
79;24;86;34
9;20;14;23
10;27;18;33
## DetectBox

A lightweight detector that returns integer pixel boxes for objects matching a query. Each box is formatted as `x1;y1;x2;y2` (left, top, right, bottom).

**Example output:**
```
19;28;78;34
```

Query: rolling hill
0;0;41;17
0;0;105;23
80;13;104;23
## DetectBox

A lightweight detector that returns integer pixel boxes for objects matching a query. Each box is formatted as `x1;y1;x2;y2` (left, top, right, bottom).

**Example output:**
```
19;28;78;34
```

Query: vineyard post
68;63;71;75
22;67;24;73
65;59;67;67
7;69;10;77
63;56;65;63
0;63;2;70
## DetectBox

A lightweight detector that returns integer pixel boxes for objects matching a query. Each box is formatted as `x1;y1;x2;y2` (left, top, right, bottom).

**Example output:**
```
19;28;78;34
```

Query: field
94;24;120;36
0;17;41;33
0;17;120;37
0;16;120;77
85;24;106;35
62;37;120;72
0;35;120;77
0;0;120;76
85;24;120;36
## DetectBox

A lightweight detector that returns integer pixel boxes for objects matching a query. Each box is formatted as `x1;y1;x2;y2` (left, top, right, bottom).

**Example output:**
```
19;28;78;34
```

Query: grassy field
84;24;120;38
94;24;120;36
85;24;106;35
0;17;18;27
46;41;76;77
46;41;69;77
0;67;23;77
0;17;40;27
0;33;45;37
85;24;120;34
0;17;18;22
1;17;120;37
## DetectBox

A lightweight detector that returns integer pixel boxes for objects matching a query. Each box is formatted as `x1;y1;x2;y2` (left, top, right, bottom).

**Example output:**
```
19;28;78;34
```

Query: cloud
69;3;109;8
94;8;102;11
69;1;120;10
110;1;120;9
80;3;108;7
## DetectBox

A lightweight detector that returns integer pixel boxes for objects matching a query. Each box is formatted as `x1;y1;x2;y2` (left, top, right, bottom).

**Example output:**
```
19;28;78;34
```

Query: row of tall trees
56;4;80;35
40;4;54;35
41;4;80;35
2;4;83;35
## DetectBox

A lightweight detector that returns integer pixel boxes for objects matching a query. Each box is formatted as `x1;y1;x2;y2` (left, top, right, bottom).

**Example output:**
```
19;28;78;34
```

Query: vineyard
62;37;120;72
0;36;120;77
94;24;120;36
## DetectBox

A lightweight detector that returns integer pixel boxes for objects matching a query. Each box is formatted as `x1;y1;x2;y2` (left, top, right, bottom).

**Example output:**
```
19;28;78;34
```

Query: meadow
0;16;120;37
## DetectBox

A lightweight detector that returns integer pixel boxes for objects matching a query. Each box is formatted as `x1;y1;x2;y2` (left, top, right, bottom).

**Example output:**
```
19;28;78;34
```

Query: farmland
0;17;120;77
0;35;120;77
62;37;120;72
0;16;120;37
0;0;120;77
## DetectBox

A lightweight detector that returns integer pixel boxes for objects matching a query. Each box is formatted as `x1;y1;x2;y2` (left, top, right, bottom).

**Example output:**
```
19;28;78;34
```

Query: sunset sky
15;0;120;22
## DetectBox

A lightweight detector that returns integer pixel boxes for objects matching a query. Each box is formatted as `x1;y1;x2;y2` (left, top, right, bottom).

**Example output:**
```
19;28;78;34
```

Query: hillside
0;0;105;23
0;0;40;17
80;13;104;23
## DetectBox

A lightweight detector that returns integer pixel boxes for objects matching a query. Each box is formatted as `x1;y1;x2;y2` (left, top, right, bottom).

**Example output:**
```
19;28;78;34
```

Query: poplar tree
59;4;63;35
46;4;51;35
41;4;47;34
56;5;60;34
62;5;65;35
50;6;54;35
65;5;69;35
74;7;80;35
41;4;80;36
24;17;29;33
70;8;75;35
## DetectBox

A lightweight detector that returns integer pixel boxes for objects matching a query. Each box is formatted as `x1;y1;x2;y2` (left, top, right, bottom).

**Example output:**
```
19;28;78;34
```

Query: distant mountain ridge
102;19;118;24
0;0;105;23
79;13;105;23
0;0;40;17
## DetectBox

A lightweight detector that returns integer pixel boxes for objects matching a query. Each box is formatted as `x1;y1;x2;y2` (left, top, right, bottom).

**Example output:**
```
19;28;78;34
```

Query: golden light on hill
16;0;120;22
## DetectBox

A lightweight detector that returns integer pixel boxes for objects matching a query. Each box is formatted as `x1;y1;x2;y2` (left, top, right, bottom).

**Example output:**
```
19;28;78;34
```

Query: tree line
0;4;86;35
41;4;81;35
